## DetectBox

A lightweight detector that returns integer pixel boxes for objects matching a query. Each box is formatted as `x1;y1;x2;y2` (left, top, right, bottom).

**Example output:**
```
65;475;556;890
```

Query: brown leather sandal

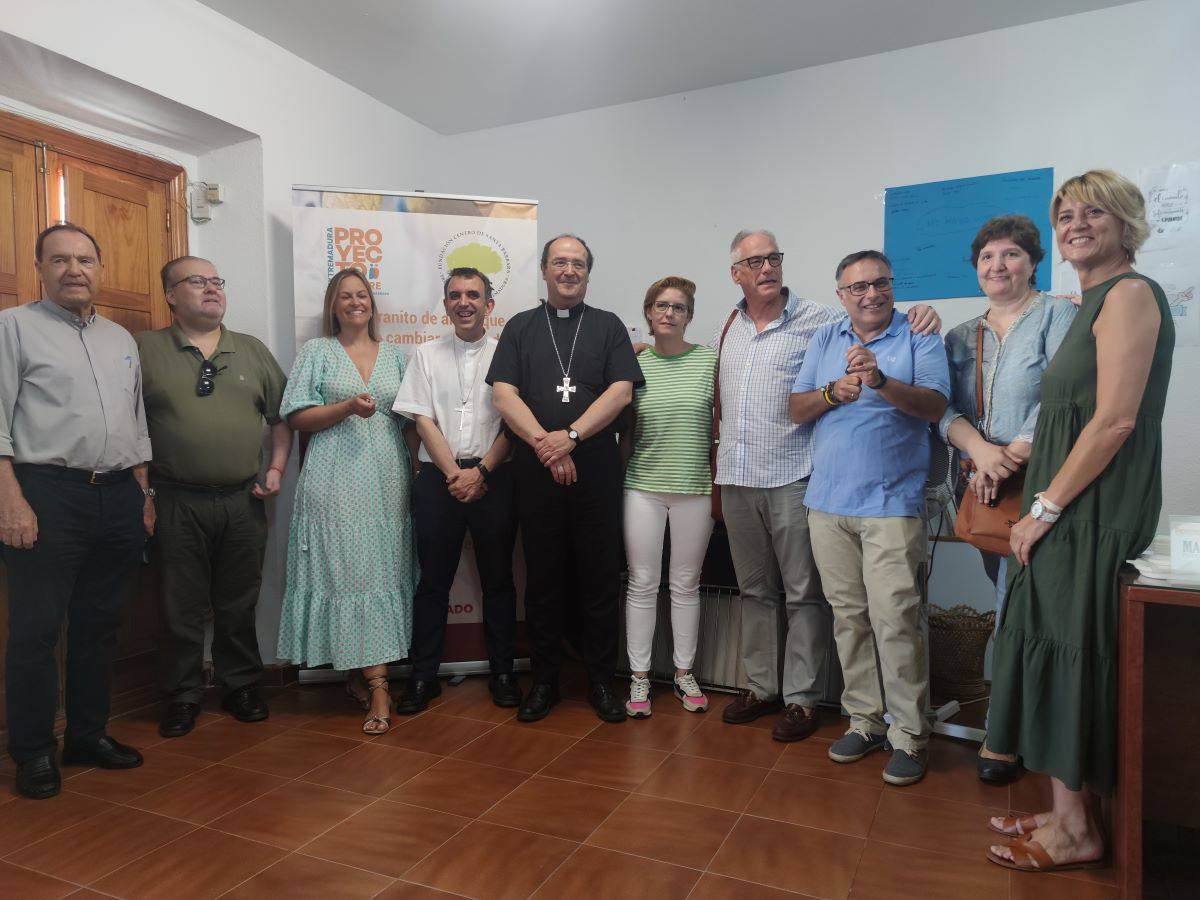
986;836;1106;873
362;675;392;736
988;814;1044;837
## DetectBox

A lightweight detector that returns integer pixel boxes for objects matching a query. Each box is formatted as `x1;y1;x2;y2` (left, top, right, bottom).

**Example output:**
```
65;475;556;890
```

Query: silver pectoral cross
556;376;577;403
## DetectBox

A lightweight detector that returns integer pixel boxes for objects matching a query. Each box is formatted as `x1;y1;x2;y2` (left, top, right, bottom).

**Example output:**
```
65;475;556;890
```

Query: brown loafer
721;689;783;725
771;704;819;742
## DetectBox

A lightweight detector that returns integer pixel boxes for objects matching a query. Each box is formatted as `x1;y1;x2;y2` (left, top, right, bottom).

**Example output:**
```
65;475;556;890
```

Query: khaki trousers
807;509;929;751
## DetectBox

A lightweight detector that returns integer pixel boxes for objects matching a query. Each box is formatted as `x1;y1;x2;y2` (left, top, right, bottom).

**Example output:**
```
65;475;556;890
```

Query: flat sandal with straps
988;813;1045;837
362;675;392;736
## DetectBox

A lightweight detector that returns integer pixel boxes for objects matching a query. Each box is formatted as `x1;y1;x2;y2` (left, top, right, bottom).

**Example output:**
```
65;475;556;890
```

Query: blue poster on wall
883;167;1053;301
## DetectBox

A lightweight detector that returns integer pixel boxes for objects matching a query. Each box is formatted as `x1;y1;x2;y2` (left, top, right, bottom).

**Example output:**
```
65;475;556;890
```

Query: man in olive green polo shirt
136;256;291;738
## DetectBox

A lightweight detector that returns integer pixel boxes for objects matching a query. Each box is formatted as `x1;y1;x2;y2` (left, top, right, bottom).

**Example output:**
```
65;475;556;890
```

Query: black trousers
513;442;622;686
3;468;143;762
154;482;267;703
410;463;517;681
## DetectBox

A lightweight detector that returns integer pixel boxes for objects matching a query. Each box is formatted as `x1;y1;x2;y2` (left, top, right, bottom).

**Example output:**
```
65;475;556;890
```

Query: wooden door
47;153;172;333
0;135;39;310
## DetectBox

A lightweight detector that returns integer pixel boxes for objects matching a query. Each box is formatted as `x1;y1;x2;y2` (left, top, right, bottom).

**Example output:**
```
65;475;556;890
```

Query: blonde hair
322;269;380;341
1051;169;1150;263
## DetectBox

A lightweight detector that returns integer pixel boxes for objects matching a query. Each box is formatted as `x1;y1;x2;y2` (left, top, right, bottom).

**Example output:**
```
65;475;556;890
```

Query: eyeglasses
734;252;784;270
171;275;226;290
549;259;588;271
196;360;226;397
837;276;894;297
651;300;689;315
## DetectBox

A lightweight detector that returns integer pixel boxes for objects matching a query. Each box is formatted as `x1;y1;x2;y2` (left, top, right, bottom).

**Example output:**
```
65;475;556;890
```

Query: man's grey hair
729;229;778;262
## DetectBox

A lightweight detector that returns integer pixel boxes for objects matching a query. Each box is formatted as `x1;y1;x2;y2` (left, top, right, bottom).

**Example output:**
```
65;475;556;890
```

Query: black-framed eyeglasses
837;276;894;297
196;360;226;397
171;275;226;290
734;252;784;270
650;300;689;315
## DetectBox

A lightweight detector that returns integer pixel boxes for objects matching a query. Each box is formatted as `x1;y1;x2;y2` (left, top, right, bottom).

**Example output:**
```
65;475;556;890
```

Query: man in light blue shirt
790;249;949;787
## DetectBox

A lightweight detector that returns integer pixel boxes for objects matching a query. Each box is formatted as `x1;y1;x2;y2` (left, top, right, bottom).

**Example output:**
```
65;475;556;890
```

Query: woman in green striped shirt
620;276;717;717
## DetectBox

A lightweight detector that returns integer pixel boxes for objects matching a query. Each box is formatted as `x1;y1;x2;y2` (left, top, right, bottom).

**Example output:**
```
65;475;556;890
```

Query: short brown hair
642;276;696;325
36;223;102;263
970;215;1045;287
161;255;210;292
322;269;380;341
1051;169;1150;263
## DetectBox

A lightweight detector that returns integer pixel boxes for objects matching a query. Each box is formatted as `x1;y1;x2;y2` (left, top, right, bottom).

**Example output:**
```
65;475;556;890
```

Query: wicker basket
929;603;995;704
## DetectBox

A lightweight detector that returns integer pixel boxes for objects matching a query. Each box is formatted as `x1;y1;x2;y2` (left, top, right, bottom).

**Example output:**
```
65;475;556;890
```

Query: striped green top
625;344;717;495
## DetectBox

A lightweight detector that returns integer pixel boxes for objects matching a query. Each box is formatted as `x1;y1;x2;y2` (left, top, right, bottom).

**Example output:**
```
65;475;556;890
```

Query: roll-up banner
291;186;538;674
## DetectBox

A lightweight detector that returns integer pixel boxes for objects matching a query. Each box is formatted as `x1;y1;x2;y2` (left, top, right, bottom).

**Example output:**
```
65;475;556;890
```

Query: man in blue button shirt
790;249;949;787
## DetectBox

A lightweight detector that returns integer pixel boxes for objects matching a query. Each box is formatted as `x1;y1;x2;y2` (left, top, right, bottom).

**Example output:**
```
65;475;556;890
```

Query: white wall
429;0;1200;544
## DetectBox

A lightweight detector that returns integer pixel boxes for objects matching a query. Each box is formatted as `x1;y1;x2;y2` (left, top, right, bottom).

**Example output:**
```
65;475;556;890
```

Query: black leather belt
153;476;257;495
456;457;482;468
16;464;133;485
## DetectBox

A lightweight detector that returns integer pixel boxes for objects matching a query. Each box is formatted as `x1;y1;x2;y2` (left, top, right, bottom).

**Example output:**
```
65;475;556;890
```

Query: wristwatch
476;463;490;483
870;370;888;389
1029;492;1062;524
567;428;580;442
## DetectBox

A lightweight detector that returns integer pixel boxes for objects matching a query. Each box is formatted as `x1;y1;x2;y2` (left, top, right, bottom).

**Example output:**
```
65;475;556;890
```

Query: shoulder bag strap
712;310;740;453
974;319;986;426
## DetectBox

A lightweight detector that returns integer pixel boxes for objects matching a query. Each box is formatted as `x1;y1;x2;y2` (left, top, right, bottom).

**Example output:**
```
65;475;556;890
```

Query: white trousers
623;489;714;673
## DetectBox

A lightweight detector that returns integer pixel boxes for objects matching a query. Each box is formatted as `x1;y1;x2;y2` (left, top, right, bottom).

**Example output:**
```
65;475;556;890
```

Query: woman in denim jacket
940;215;1076;784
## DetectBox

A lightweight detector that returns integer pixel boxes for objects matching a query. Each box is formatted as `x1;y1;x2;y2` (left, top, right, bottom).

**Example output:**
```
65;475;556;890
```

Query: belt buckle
89;470;103;485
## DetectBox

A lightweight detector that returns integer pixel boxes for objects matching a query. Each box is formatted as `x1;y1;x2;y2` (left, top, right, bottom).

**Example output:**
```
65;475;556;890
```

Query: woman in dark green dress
985;170;1174;873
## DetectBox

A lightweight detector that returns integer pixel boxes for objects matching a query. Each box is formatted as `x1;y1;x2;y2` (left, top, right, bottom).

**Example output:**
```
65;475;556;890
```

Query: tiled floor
0;673;1121;899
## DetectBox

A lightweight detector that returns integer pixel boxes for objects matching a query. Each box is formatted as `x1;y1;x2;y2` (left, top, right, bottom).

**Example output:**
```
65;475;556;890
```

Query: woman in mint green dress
277;269;417;735
985;171;1174;874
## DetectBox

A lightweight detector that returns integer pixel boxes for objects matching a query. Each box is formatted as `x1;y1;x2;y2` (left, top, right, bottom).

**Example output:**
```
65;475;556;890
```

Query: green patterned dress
277;337;417;670
989;273;1174;792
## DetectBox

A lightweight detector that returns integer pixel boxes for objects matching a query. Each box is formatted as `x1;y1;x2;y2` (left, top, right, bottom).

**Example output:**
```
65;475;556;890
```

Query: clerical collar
544;300;585;319
452;332;487;349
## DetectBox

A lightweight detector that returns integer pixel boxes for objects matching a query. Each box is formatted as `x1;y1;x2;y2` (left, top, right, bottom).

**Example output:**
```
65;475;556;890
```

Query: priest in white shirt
392;267;519;713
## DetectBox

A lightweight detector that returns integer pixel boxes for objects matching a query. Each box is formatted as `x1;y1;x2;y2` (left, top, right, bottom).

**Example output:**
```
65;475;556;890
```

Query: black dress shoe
517;682;559;722
15;755;61;800
396;678;442;715
61;735;143;770
222;685;269;722
587;682;627;723
159;701;202;738
977;754;1025;785
489;673;522;708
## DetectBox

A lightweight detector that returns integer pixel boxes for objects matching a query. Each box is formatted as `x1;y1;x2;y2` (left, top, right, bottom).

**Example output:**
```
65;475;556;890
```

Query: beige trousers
807;509;929;752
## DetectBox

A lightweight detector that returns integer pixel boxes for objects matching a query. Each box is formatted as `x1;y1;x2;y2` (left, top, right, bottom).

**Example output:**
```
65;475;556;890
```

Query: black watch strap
872;370;888;389
476;463;490;482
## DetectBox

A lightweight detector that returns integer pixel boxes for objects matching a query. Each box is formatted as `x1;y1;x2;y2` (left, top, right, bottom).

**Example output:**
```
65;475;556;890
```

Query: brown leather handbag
710;310;739;522
954;320;1024;555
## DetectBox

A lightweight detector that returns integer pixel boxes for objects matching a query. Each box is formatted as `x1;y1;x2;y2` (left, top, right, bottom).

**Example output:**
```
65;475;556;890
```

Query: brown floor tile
250;688;350;728
586;711;704;752
892;737;1012;809
375;882;464;899
0;773;15;805
500;700;601;738
869;791;1005;862
294;704;377;741
406;820;576;900
302;743;440;796
164;719;290;763
850;839;1007;899
0;791;112;855
536;844;700;899
1009;871;1119;899
689;873;802;899
481;775;627;842
129;763;289;825
93;827;285;898
64;890;112;899
65;749;211;804
710;815;863;899
1010;769;1054;814
747;770;881;837
586;793;738;869
434;688;520;724
636;754;767;812
223;852;394;898
539;738;668;791
223;728;359;778
774;735;890;787
675;720;788;769
5;806;194;884
104;705;221;750
387;758;528;818
302;800;468;878
0;861;77;899
453;725;577;773
379;713;497;755
208;779;374;850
